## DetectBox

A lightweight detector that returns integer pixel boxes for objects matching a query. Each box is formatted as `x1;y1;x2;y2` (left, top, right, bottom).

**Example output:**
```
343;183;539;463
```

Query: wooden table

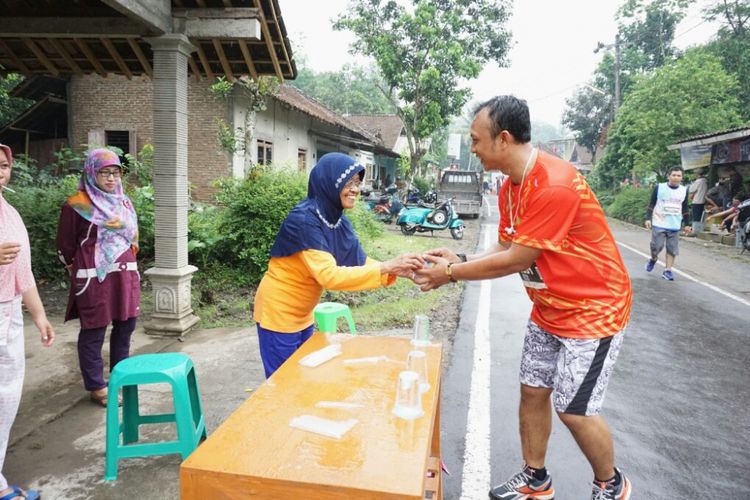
180;333;443;499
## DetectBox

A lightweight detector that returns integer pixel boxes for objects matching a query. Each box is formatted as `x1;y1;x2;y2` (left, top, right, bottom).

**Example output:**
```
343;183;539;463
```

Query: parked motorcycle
365;193;403;223
396;197;464;239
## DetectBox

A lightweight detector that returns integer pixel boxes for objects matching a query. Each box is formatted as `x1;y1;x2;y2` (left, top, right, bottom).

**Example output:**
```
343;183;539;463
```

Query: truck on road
438;169;483;218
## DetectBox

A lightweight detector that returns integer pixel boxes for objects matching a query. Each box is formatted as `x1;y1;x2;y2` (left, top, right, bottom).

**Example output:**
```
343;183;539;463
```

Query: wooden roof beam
127;38;152;78
195;44;214;80
47;38;82;75
74;38;107;77
0;17;146;38
238;39;258;80
251;0;283;82
23;39;60;76
187;55;202;81
101;38;132;79
265;0;292;76
101;0;171;35
212;39;234;82
0;40;30;74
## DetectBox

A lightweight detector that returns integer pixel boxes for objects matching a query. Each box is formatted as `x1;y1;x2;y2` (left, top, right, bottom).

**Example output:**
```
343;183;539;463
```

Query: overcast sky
278;0;719;128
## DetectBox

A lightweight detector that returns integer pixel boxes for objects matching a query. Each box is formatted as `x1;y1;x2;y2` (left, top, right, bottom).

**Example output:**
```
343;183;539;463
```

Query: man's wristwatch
446;262;457;282
456;253;467;262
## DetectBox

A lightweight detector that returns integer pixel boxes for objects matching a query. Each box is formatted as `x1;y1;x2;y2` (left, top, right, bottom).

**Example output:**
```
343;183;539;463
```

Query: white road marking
460;227;493;499
618;241;750;308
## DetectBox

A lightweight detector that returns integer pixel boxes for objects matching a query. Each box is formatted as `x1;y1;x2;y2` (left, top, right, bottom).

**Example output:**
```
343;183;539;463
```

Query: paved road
442;195;750;499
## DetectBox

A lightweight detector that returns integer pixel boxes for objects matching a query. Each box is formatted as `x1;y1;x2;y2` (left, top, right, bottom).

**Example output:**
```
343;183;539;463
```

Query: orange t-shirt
498;151;632;339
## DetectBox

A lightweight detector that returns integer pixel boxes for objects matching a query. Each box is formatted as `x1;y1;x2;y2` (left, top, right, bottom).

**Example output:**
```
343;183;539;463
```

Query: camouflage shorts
519;320;625;416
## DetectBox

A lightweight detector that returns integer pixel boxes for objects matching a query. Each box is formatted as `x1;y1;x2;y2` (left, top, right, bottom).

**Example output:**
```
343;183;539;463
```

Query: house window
297;148;307;171
257;139;273;165
105;130;131;164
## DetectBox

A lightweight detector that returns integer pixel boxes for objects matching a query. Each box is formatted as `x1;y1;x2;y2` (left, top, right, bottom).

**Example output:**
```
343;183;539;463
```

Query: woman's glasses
97;169;122;179
344;178;362;191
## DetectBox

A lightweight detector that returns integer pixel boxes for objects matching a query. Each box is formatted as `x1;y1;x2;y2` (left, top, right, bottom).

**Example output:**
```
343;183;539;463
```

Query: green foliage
606;186;652;224
4;176;79;283
347;200;384;241
334;0;512;171
127;185;155;263
124;144;154;186
597;50;743;188
188;204;228;269
0;74;32;127
209;76;280;157
290;63;395;114
215;168;308;284
412;176;431;194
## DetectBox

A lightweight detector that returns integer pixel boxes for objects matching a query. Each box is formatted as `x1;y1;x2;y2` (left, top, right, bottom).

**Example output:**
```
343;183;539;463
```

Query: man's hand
0;242;21;266
413;254;452;291
423;247;461;263
644;220;652;230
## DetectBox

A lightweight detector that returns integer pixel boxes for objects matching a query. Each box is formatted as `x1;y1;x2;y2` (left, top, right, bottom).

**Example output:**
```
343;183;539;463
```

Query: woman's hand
381;252;425;278
35;316;55;347
0;242;21;265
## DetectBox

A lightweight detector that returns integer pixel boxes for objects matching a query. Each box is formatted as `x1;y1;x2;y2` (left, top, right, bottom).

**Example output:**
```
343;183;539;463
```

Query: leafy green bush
188;204;228;268
5;175;78;284
606;187;651;224
592;188;616;212
347;199;383;241
215;168;308;284
412;176;431;194
127;185;155;263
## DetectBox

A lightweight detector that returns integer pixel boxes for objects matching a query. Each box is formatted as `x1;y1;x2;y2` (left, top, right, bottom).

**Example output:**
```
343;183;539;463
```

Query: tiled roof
275;85;378;143
346;114;404;151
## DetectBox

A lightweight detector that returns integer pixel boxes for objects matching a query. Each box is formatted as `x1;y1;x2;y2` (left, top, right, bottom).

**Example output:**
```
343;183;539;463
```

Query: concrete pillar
144;34;199;336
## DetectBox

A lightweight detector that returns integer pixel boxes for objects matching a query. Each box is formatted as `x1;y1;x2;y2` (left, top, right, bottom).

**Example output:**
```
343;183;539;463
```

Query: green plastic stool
313;302;357;334
104;352;207;481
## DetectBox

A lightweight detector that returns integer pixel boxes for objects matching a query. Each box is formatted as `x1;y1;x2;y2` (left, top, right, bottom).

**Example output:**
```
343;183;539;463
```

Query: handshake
380;248;463;292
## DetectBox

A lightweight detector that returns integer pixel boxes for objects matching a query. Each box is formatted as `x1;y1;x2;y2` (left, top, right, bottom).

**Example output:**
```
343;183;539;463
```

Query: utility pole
594;34;622;116
614;33;621;111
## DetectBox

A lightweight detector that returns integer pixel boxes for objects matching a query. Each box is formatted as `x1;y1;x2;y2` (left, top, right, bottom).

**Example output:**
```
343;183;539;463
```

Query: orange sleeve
300;250;390;291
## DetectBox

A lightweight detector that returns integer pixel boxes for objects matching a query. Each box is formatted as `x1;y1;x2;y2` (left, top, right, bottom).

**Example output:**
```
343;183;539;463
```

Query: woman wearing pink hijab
56;148;140;407
0;143;55;500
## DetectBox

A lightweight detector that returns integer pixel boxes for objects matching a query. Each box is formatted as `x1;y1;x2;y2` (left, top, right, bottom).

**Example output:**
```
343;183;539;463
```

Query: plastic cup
411;315;430;346
392;370;423;420
406;350;430;393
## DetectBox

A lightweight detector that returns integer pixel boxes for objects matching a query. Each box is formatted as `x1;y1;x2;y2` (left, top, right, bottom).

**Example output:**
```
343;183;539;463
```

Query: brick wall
69;74;230;201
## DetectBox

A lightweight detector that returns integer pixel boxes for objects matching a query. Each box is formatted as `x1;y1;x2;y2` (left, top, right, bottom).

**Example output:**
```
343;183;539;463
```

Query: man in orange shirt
415;96;632;500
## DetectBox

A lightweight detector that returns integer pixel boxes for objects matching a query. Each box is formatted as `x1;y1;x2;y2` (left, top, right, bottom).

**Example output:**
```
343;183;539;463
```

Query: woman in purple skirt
56;148;140;407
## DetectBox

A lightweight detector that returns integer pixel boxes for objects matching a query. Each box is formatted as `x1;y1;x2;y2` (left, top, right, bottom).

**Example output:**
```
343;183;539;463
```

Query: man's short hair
668;166;683;175
473;95;531;143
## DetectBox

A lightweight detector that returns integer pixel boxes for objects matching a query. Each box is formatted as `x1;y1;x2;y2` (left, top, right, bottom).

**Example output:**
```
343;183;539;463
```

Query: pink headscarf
67;148;138;281
0;144;12;169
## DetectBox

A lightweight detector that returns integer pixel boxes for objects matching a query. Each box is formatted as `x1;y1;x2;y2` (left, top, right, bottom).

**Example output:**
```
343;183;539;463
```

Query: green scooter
396;197;464;240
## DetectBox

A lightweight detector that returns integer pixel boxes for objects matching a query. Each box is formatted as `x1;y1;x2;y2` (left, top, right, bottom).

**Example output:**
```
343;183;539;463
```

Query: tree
562;0;691;161
0;74;31;127
334;0;512;175
290;63;395;115
596;50;742;188
703;0;750;120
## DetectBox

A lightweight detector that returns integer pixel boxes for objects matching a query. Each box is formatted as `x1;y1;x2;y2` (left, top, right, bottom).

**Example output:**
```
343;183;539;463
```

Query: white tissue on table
289;414;358;439
342;355;391;365
298;343;342;367
315;401;365;410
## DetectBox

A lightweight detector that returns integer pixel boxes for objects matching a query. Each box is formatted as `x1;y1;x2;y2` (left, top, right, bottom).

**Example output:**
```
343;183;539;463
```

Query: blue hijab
270;153;366;266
